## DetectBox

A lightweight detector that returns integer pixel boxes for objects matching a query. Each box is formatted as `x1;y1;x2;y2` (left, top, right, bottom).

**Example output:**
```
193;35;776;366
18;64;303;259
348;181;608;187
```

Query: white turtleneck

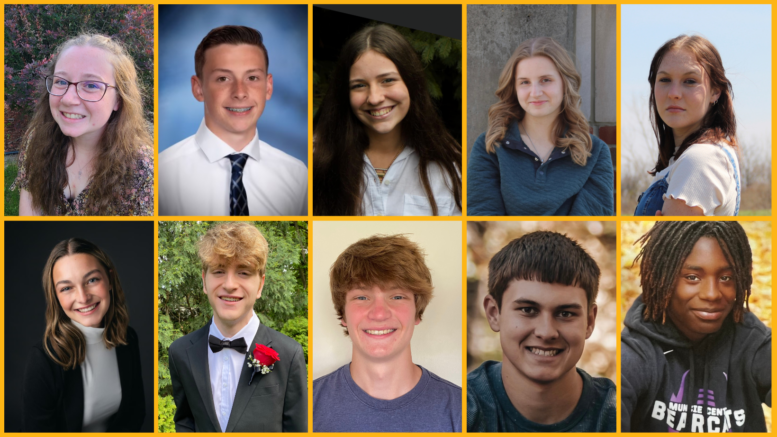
72;321;122;432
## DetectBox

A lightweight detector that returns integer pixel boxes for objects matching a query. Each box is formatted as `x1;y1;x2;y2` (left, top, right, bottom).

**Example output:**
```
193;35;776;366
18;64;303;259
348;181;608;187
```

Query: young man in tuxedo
168;222;307;432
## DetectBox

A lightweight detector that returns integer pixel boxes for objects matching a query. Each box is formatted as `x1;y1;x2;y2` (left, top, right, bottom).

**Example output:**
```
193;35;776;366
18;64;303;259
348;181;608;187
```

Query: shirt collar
209;311;261;342
362;144;415;166
501;121;570;162
195;119;262;164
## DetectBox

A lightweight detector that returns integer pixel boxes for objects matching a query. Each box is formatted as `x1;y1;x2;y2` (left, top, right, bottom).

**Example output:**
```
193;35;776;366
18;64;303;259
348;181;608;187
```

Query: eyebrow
657;69;701;76
53;72;107;81
54;269;102;287
349;72;399;83
516;74;555;80
511;298;583;310
683;264;732;271
211;68;265;75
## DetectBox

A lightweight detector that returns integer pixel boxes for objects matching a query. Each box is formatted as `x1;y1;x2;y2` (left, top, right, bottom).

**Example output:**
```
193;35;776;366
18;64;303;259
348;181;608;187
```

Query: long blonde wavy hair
23;33;152;215
43;238;129;370
485;37;592;166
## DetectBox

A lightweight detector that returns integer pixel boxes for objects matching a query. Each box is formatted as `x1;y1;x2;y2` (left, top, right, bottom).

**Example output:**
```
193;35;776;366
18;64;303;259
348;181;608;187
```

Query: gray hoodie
621;295;771;432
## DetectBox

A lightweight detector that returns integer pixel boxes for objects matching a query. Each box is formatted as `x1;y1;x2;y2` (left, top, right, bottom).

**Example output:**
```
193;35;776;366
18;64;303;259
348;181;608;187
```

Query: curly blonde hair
23;33;152;215
485;37;592;166
198;222;269;276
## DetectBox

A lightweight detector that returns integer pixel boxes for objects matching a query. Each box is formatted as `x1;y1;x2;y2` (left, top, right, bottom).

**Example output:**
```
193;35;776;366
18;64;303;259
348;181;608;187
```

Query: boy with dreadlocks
621;221;771;432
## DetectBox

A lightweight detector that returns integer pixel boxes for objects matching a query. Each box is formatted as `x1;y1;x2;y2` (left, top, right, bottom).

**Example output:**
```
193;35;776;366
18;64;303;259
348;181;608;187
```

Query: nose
74;286;89;304
533;312;559;340
232;80;247;99
60;83;81;105
367;86;385;106
368;297;390;321
223;272;239;291
698;278;723;301
530;83;543;97
667;81;682;99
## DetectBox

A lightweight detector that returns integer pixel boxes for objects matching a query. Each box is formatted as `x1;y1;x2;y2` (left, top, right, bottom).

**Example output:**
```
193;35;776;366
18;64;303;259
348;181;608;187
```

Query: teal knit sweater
467;122;614;216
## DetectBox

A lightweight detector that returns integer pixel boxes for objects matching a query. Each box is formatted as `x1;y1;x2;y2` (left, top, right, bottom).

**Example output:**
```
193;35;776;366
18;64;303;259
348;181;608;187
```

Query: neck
366;126;403;154
71;135;102;159
521;114;556;144
501;362;582;425
205;119;255;152
349;348;421;400
213;312;253;338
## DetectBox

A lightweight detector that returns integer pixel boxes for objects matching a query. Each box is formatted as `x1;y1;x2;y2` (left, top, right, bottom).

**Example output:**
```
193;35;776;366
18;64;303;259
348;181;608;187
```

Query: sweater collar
501;121;570;163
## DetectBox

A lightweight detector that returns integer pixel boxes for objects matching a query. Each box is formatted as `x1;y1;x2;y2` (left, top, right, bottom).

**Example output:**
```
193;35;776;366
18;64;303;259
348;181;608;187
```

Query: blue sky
621;5;771;162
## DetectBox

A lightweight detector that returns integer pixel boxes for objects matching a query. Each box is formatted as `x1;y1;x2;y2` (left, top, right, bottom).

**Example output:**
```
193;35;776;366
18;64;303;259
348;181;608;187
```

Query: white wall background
312;221;463;386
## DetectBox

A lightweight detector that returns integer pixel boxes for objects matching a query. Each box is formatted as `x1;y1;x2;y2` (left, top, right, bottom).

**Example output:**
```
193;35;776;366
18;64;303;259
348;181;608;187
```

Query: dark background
313;5;463;144
4;221;154;432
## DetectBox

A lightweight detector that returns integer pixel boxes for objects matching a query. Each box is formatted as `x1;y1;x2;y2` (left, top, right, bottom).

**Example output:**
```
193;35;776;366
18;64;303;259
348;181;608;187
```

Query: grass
5;164;20;216
739;210;771;216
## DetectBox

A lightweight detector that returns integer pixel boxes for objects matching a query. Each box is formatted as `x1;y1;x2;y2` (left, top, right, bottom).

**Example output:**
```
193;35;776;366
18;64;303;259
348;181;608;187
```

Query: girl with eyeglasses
12;34;153;216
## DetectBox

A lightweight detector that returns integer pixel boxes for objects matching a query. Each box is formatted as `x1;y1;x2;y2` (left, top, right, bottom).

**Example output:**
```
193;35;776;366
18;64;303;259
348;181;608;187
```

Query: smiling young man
468;231;616;432
168;222;307;432
622;221;771;432
159;25;307;216
312;234;461;432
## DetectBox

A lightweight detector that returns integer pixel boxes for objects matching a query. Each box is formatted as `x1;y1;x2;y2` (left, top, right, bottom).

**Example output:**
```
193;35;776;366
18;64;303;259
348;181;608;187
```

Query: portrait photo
621;5;772;216
620;221;771;432
3;4;154;217
157;5;308;216
4;220;154;432
467;5;616;216
312;5;463;217
312;220;462;431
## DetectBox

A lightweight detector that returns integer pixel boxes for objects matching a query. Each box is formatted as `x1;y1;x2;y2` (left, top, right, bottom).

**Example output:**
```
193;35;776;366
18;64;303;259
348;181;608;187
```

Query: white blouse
73;321;122;432
655;143;739;216
361;146;461;216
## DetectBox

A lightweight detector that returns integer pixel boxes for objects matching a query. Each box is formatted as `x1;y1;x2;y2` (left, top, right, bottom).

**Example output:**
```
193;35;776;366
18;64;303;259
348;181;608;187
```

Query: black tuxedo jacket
22;326;145;432
169;321;307;432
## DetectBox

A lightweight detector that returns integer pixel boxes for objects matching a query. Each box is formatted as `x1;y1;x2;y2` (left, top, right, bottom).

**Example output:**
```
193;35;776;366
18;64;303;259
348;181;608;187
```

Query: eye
391;295;407;300
350;83;365;90
518;307;537;315
720;275;733;282
685;274;700;281
248;76;259;81
59;285;72;293
658;77;671;83
519;80;529;85
87;277;100;284
558;311;576;318
54;78;69;86
355;296;368;301
383;78;397;84
216;76;229;83
541;78;552;83
684;79;698;85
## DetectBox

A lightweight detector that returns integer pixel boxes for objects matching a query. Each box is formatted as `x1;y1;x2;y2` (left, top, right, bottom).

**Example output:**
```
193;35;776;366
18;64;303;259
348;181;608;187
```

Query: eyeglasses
44;75;117;102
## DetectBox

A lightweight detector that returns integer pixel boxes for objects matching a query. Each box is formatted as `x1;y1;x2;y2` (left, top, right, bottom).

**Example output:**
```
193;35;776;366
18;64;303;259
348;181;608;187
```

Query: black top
22;326;145;432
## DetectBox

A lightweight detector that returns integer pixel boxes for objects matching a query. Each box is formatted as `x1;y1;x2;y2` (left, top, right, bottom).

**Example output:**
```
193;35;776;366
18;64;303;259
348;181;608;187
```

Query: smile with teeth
368;107;394;117
76;303;98;313
365;329;396;335
220;296;243;302
227;107;251;113
62;112;86;119
529;347;560;357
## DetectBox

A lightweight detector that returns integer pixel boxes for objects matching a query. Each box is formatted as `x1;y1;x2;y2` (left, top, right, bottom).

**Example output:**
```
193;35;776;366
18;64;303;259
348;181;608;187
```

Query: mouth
219;296;244;303
366;106;394;118
363;328;397;336
75;302;99;314
226;107;253;115
528;100;548;105
527;346;563;357
691;309;726;321
61;111;86;120
666;106;685;112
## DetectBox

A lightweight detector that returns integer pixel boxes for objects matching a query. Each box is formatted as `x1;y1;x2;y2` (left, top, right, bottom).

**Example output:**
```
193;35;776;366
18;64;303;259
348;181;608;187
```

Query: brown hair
488;231;600;310
485;37;592;166
43;238;129;370
23;33;152;215
648;35;738;175
198;222;269;276
194;25;269;78
330;234;433;335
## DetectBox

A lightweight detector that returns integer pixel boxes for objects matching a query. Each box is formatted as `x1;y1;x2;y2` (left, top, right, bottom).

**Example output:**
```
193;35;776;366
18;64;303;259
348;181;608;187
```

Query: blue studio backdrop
158;5;308;164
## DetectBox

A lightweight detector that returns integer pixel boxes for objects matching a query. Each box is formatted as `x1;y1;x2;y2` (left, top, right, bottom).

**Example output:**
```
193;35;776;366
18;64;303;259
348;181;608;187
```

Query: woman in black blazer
22;238;144;432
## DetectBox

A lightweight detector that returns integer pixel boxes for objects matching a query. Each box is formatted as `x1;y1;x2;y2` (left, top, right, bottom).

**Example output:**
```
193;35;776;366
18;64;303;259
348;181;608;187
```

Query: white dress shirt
362;146;461;216
73;321;122;432
159;120;308;216
207;313;261;433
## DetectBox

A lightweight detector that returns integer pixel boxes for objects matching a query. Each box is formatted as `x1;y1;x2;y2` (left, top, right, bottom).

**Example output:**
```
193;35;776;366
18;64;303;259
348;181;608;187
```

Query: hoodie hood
624;295;694;349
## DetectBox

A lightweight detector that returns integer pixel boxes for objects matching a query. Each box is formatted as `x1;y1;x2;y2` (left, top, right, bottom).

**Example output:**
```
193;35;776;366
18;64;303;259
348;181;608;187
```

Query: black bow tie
208;335;248;354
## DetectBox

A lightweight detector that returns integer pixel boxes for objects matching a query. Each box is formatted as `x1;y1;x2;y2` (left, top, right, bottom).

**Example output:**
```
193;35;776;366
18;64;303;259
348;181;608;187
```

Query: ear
265;73;274;101
585;303;598;339
711;88;722;105
255;274;265;300
201;270;207;294
484;294;501;333
113;98;120;112
191;75;204;102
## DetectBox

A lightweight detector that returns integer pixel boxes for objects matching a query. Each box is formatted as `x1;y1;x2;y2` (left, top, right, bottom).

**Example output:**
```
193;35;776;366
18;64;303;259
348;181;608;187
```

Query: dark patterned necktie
228;153;249;216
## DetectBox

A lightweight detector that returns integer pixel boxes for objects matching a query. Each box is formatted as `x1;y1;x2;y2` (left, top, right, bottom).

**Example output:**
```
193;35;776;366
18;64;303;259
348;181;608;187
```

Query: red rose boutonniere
247;343;280;385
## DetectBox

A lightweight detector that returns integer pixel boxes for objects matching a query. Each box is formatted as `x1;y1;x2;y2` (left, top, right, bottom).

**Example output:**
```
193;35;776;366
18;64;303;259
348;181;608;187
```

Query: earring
713;99;718;105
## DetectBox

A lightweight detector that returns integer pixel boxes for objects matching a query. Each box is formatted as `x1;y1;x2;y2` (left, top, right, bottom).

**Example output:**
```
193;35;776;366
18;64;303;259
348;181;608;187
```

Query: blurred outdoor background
467;221;616;381
621;220;771;431
620;5;771;215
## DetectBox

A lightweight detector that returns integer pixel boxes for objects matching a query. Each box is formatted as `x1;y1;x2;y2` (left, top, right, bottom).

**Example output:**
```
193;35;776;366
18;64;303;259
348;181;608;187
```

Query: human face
53;253;111;328
203;260;265;334
515;56;564;121
192;44;273;150
654;48;720;144
49;46;120;145
667;237;736;342
486;280;595;385
349;50;410;138
342;285;420;363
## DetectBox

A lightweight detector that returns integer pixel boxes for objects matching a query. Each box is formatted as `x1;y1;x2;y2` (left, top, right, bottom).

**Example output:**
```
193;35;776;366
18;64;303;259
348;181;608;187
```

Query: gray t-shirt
467;360;616;432
313;363;462;432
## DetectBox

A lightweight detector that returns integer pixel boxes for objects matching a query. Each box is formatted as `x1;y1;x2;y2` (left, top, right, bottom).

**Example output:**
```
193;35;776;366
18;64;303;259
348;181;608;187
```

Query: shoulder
26;340;63;376
588;134;612;160
158;134;198;166
736;312;771;341
313;364;347;392
259;140;307;174
467;360;499;400
676;143;732;165
423;367;461;393
126;326;139;344
169;325;207;355
132;145;154;172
